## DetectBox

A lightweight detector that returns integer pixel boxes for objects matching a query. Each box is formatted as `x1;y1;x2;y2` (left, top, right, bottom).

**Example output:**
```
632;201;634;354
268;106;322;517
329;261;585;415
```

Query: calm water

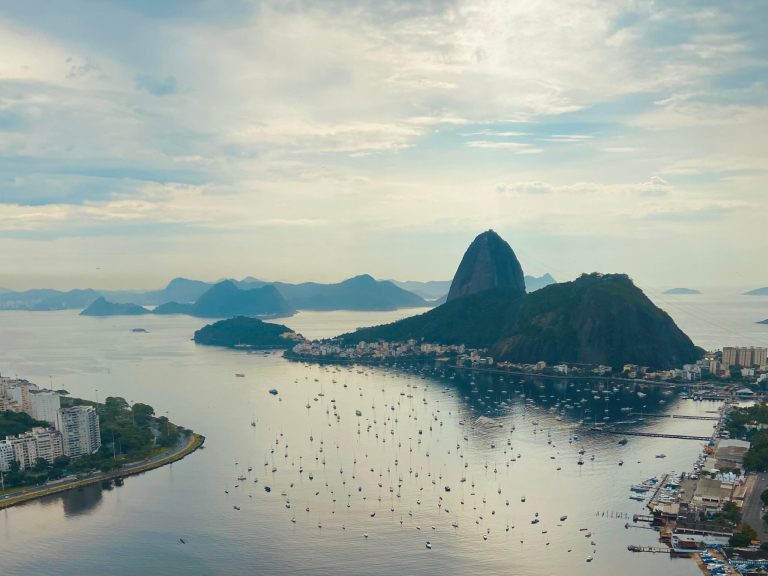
0;300;764;576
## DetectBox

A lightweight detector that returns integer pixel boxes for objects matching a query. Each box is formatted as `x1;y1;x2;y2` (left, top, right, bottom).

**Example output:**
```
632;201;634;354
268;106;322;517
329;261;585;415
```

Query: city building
29;390;61;425
55;406;101;457
0;427;64;472
722;347;768;368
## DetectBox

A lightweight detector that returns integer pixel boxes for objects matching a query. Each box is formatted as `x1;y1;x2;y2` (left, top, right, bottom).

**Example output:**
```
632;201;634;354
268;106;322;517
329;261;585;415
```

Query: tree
32;457;49;473
131;403;154;426
730;523;758;547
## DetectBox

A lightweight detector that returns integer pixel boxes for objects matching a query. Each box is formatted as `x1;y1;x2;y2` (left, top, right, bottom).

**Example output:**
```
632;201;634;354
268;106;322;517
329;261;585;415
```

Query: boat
235;373;245;378
355;410;362;416
618;438;628;445
521;496;526;502
560;515;568;521
425;541;432;549
586;556;593;562
618;460;624;466
269;389;278;395
655;453;666;459
233;506;240;510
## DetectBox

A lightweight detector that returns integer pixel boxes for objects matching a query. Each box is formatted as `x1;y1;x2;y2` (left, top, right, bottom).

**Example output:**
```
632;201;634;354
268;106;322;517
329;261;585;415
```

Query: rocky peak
446;230;526;302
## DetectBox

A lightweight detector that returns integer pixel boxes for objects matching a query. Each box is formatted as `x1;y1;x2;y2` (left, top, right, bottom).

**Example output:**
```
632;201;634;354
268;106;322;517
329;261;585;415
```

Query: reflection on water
0;311;713;576
61;483;105;517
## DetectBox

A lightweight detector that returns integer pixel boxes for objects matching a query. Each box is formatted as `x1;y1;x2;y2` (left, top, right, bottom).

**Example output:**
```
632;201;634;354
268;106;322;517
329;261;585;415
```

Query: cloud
466;140;543;153
0;1;766;287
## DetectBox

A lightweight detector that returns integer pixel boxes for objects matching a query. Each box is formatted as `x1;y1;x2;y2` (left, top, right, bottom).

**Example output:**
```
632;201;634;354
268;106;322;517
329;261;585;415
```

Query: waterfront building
0;439;14;472
1;427;64;471
56;406;101;457
722;346;768;368
29;390;61;425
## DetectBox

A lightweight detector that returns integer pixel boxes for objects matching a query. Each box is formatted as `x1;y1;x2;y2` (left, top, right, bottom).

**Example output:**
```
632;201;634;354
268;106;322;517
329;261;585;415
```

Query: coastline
0;432;205;511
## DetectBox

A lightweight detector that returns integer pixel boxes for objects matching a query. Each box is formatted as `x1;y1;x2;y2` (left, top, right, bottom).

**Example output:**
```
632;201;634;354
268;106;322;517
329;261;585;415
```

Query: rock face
446;230;526;302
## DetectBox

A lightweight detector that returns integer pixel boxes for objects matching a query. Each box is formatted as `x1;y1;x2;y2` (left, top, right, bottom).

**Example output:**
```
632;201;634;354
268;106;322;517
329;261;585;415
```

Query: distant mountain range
82;281;295;319
663;287;701;295
744;287;768;296
78;273;430;318
340;231;702;370
758;319;768;325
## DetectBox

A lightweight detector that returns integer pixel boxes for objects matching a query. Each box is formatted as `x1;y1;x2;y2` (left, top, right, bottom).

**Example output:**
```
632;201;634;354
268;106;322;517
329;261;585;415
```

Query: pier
627;545;671;553
631;413;719;421
593;429;711;441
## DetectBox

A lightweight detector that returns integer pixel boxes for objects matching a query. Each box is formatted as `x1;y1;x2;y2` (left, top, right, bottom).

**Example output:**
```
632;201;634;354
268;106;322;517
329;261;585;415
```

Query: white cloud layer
0;0;766;287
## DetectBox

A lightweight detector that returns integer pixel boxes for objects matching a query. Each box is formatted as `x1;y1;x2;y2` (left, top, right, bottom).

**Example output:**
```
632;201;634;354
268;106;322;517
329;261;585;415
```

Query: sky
0;0;766;291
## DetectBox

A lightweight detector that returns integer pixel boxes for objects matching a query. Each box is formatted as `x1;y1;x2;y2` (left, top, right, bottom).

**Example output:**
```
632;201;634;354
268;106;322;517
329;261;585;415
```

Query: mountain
663;287;701;295
30;289;102;311
524;273;556;293
193;316;300;348
80;297;151;316
744;287;768;296
344;273;701;369
390;280;451;300
446;230;526;302
189;281;295;318
152;301;195;315
105;277;213;305
273;275;426;311
758;319;768;325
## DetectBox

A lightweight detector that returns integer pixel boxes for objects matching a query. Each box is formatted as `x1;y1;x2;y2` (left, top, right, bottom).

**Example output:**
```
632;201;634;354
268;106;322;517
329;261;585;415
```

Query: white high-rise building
1;428;64;471
56;406;101;457
0;439;14;472
29;390;61;425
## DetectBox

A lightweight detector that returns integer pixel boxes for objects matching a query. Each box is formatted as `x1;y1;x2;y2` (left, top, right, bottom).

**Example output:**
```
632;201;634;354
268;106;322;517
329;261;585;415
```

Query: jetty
627;545;670;553
593;429;711;441
632;413;719;421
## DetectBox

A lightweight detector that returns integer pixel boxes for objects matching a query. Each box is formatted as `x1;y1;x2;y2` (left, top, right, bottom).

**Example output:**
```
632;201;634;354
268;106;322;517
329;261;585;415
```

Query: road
0;433;204;510
741;471;768;541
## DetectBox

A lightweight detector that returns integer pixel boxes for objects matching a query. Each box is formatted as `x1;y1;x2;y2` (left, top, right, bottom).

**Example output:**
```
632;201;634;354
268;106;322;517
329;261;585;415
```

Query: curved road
0;432;204;510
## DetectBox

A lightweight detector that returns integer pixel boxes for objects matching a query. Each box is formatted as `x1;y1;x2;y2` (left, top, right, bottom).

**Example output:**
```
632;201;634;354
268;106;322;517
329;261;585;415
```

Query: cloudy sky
1;0;766;290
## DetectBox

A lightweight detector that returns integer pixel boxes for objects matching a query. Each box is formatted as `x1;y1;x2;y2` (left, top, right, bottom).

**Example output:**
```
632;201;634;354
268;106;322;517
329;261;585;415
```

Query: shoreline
0;432;205;511
283;352;742;390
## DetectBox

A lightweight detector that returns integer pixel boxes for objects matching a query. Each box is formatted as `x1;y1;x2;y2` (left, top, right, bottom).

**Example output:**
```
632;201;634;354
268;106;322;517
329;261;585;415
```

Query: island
0;381;203;510
80;297;151;316
193;316;302;348
759;319;768;325
744;287;768;296
663;287;701;295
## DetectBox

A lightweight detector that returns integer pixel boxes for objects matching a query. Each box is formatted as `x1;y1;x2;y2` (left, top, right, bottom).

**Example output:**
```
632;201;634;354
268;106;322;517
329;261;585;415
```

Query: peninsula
0;375;203;509
293;230;703;371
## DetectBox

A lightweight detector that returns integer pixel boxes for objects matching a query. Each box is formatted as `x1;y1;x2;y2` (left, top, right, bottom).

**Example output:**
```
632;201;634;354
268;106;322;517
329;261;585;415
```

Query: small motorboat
425;541;432;549
269;389;278;395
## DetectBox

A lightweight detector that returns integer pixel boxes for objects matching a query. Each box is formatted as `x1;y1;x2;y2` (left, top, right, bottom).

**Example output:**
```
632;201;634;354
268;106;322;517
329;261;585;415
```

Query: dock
627;545;671;553
632;413;719;421
594;429;711;441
